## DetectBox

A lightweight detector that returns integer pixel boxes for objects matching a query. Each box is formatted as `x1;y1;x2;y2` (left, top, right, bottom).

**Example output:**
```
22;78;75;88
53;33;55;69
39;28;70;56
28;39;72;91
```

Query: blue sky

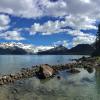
0;0;99;48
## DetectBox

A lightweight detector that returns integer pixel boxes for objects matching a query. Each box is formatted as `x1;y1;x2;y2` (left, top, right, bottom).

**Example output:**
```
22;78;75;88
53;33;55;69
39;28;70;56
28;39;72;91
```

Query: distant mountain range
38;44;95;55
0;42;95;55
0;42;53;55
38;45;68;55
0;46;27;55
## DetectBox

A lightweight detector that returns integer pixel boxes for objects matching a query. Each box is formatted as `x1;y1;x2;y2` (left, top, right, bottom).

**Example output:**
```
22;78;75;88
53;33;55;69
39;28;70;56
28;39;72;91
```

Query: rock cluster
0;64;55;85
0;67;39;85
0;57;99;86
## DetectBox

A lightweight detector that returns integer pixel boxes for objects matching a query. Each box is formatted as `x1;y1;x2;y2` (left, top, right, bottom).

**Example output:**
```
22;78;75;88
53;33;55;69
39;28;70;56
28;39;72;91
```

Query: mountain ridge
0;43;95;55
38;44;95;55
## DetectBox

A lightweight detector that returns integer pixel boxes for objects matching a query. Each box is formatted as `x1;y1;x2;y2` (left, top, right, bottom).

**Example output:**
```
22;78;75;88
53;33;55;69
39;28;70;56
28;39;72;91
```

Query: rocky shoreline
0;56;100;86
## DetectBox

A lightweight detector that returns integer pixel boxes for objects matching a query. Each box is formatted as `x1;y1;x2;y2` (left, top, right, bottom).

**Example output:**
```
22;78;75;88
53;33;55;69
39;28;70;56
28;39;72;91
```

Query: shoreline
0;56;100;86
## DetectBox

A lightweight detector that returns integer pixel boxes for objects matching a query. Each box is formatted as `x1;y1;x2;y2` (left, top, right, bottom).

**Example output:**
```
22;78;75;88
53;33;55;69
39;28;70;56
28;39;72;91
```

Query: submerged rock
57;76;61;80
36;64;54;79
86;67;94;73
67;68;80;74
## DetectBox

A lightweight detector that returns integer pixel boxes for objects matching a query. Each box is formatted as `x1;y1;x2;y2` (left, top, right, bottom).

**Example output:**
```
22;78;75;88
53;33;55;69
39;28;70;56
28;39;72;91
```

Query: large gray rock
36;64;54;79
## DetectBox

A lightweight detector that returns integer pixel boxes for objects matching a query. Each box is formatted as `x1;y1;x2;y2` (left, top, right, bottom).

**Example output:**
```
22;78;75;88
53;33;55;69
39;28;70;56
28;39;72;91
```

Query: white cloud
52;30;96;48
0;14;10;31
53;40;68;47
0;0;99;19
38;0;67;17
72;31;96;46
68;30;89;36
0;0;99;31
30;20;65;35
0;31;25;40
0;0;65;18
80;0;91;3
0;0;99;45
36;46;54;52
65;15;97;30
30;17;97;48
0;0;43;18
30;15;97;35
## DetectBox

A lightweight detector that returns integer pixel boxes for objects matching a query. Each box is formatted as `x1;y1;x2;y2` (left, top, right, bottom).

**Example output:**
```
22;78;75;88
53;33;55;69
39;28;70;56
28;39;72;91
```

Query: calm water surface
0;55;86;74
0;55;100;100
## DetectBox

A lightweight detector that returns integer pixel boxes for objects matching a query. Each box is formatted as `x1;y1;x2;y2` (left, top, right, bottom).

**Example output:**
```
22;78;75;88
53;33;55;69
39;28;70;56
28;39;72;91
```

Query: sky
0;0;99;48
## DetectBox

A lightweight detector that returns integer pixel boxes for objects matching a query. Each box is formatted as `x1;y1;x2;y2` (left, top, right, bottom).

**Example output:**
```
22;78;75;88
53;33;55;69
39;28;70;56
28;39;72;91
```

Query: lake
0;55;86;74
0;55;100;100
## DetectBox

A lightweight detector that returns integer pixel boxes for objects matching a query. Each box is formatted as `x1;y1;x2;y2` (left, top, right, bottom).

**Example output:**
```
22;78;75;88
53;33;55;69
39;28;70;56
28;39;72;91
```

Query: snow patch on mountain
0;42;54;53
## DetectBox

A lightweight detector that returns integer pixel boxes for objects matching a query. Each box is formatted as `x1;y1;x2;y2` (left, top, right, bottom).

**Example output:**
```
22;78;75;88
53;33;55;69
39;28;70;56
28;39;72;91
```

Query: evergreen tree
92;24;100;56
95;24;100;49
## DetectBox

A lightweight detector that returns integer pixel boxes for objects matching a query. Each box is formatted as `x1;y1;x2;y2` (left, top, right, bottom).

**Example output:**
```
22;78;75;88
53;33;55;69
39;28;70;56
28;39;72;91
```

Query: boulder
86;67;93;73
0;78;4;85
36;64;54;79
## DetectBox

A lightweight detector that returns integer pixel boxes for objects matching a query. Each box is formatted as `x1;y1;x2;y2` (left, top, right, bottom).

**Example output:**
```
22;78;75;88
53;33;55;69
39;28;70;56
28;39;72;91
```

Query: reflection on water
0;55;99;100
0;68;100;100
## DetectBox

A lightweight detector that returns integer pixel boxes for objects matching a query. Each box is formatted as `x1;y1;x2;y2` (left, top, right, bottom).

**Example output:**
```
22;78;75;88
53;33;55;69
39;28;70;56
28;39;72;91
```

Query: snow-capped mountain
0;42;54;54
